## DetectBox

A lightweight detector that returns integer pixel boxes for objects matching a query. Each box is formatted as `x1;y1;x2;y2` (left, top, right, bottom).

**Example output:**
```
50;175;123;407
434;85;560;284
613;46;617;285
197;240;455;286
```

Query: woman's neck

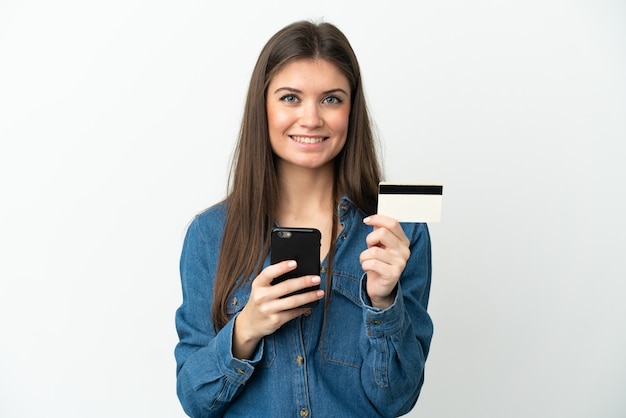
275;162;336;230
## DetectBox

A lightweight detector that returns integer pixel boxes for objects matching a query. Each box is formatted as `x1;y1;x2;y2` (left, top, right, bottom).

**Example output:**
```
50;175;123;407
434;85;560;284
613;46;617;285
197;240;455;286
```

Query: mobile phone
270;227;321;307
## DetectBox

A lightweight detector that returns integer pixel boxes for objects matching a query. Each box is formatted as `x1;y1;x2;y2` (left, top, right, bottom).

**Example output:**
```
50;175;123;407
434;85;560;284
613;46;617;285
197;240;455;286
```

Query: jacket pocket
318;271;363;368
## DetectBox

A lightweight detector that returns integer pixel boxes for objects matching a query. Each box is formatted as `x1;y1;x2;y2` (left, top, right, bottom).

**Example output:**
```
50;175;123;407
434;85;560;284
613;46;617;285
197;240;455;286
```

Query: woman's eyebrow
271;87;349;96
323;88;349;96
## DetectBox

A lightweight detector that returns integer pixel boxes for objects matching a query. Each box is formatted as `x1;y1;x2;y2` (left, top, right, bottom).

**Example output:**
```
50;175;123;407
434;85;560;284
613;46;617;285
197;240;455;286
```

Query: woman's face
266;59;351;171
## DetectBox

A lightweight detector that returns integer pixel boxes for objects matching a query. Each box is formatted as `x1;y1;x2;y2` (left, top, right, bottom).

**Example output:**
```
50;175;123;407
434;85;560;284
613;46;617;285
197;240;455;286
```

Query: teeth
291;136;325;144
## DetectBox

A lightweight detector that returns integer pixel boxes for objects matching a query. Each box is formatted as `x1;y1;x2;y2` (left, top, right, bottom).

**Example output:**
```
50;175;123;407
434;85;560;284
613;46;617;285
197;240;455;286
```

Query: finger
272;303;319;327
255;273;322;308
272;273;321;295
365;227;409;256
255;260;298;286
360;246;397;266
361;251;400;276
360;246;408;279
261;285;324;318
363;215;409;243
361;257;404;281
278;286;325;311
365;226;393;248
364;214;397;228
360;246;382;263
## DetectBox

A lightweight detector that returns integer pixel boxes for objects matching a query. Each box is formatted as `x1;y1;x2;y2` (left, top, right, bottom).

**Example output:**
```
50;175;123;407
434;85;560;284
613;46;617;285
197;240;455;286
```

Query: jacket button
296;355;304;366
300;408;309;417
231;297;238;306
320;266;327;274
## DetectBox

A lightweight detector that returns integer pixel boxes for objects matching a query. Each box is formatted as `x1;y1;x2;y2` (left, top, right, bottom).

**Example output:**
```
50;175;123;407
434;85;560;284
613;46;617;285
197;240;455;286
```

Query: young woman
175;20;434;418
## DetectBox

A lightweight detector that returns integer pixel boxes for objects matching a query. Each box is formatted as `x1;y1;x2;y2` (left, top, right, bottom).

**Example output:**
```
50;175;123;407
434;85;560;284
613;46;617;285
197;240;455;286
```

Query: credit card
377;182;443;223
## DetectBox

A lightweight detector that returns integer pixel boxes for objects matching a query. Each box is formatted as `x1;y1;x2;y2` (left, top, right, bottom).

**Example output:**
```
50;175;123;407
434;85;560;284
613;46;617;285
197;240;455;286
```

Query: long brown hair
212;20;381;330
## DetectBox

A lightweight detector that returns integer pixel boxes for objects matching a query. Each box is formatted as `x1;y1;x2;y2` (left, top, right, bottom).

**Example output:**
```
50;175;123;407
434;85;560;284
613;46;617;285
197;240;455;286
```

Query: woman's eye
323;96;343;105
280;94;299;103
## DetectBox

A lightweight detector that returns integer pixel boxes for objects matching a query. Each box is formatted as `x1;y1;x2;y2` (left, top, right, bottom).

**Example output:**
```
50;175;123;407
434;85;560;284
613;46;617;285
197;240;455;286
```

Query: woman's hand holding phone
232;260;324;360
233;227;322;359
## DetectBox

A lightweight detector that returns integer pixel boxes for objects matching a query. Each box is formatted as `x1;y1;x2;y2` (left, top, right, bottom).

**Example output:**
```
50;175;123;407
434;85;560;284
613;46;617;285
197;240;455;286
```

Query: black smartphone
270;227;321;307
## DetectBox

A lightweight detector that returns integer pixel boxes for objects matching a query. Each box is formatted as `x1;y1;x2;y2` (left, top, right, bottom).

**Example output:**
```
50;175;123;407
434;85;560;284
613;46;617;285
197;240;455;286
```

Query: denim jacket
175;196;434;418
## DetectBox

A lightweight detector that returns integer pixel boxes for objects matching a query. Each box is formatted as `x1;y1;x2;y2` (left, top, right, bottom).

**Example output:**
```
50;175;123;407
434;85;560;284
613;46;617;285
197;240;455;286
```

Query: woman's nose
298;102;323;128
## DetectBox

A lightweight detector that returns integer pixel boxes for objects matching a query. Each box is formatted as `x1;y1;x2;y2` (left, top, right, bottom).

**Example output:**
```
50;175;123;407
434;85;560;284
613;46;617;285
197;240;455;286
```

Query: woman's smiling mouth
290;135;327;144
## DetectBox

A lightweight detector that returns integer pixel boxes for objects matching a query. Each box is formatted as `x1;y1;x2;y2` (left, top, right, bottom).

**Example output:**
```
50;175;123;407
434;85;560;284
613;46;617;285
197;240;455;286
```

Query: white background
1;1;625;417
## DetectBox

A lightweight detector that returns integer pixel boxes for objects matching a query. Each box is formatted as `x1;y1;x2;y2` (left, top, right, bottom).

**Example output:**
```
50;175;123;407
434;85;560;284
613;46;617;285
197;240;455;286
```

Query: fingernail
288;260;297;268
311;276;321;283
363;217;371;224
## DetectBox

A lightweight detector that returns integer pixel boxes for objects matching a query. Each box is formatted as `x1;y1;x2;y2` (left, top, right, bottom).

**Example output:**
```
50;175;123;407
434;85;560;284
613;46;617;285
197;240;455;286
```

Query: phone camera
277;231;292;238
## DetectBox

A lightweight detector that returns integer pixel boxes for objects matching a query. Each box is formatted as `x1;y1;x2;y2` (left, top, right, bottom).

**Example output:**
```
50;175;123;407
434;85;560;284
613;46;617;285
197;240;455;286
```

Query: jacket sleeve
174;217;263;418
358;222;434;417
